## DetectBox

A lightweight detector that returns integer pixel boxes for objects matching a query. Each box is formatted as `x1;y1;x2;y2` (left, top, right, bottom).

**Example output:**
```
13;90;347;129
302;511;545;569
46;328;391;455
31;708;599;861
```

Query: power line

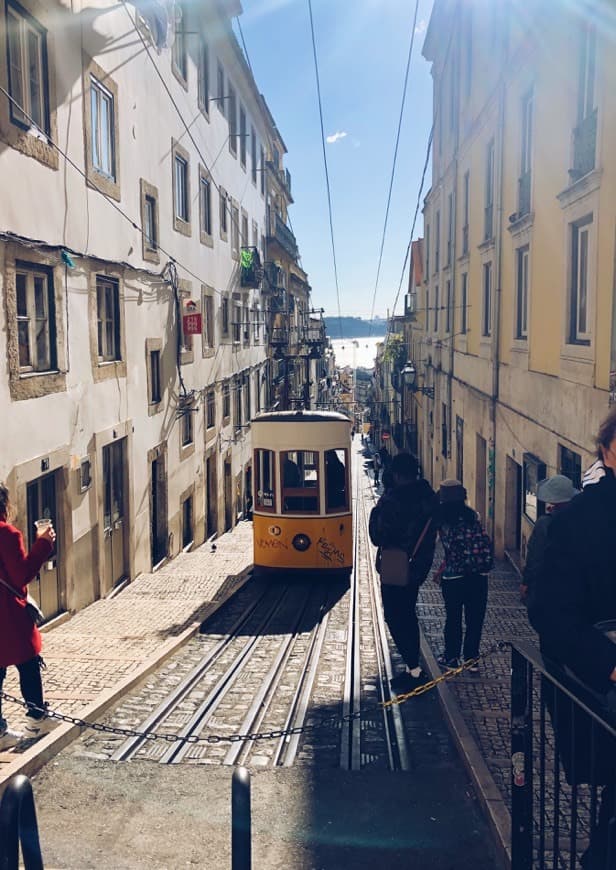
368;0;421;333
307;0;344;341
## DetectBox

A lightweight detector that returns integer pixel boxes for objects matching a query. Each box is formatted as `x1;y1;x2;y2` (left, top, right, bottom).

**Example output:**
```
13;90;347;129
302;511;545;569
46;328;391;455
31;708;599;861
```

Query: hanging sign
183;299;202;336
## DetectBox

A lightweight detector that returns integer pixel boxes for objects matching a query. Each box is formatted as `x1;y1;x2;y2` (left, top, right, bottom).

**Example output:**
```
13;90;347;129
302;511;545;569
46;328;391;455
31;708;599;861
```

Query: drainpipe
488;78;506;542
448;4;461;480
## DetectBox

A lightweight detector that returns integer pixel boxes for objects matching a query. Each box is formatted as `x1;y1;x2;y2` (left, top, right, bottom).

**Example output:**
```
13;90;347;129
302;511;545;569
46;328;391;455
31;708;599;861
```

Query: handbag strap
409;518;432;560
0;574;26;602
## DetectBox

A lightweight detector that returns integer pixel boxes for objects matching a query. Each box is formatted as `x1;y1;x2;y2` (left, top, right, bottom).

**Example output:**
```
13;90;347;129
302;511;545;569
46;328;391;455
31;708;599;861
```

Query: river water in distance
328;336;385;371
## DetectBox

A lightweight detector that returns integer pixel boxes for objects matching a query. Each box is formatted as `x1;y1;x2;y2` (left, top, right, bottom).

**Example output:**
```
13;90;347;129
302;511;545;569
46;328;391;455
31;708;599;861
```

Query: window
239;105;247;167
140;179;159;263
482;262;492;337
174;153;189;223
203;294;214;348
434;210;440;272
462;171;470;254
559;445;582;491
523;453;546;523
219;188;228;239
228;82;237;155
181;406;193;447
216;62;225;116
446;192;453;266
255;449;275;511
325;449;348;512
242;302;250;345
433;285;439;332
281;450;319;514
221;296;229;337
445;280;451;333
484;139;495;240
515;246;529;340
231;201;240;258
15;263;56;372
243;372;251;422
241;212;248;248
260;145;265;194
6;0;49;134
90;76;115;180
569;215;592;345
519;91;533;216
441;402;448;457
255;370;262;412
172;3;187;82
199;172;212;238
79;458;92;492
198;40;209;114
149;349;161;404
233;376;242;429
425;223;430;277
232;302;241;343
222;380;230;418
206;389;215;429
461;272;468;334
182;495;193;549
251;127;257;183
96;276;121;361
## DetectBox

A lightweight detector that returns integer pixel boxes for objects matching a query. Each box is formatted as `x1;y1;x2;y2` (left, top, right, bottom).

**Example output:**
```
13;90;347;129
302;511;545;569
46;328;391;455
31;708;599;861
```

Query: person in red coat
0;483;56;748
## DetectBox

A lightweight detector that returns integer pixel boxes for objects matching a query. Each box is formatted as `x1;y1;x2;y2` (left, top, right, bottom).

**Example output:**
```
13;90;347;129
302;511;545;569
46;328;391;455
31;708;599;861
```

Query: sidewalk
0;521;254;789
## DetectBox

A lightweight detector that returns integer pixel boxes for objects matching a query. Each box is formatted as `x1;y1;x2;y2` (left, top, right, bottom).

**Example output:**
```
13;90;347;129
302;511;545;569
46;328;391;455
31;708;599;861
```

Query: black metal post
511;646;533;870
0;775;44;870
231;766;251;870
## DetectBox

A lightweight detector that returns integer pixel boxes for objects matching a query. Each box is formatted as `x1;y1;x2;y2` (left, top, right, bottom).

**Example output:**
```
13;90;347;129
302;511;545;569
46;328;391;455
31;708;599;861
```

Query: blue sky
236;0;435;320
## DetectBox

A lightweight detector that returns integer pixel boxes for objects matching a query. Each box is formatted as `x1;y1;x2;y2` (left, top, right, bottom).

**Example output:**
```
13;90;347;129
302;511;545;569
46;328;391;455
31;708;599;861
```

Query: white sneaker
23;716;56;738
0;727;24;749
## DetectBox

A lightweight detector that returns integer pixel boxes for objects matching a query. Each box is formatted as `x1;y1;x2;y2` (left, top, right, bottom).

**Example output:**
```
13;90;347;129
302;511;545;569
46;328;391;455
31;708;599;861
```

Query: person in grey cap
522;474;579;611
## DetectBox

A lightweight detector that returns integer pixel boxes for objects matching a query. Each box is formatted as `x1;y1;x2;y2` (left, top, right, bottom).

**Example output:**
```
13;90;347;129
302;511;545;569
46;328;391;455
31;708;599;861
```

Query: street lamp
401;361;434;399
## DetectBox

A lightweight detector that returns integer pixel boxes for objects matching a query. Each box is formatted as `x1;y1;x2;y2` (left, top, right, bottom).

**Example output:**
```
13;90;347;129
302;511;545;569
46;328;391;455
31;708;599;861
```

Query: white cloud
326;131;348;144
415;19;427;34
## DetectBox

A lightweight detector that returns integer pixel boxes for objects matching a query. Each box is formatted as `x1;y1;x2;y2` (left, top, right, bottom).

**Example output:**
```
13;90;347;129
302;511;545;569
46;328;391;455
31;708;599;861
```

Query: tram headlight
292;533;311;552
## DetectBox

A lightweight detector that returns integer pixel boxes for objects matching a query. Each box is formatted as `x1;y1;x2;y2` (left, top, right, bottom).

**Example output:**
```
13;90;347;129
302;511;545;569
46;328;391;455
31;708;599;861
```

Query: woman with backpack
433;480;493;672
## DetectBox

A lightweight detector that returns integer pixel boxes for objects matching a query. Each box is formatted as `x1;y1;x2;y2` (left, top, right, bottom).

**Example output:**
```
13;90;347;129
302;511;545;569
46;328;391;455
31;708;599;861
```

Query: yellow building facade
417;0;616;563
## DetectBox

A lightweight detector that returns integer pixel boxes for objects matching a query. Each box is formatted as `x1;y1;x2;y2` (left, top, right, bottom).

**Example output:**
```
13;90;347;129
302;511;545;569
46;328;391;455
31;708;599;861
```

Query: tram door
151;454;168;567
26;472;60;619
103;439;128;591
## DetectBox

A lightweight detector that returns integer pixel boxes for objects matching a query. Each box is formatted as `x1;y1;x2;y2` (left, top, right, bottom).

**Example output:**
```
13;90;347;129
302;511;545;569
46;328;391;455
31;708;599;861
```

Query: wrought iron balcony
267;214;298;260
571;109;597;182
518;170;531;217
240;246;263;289
270;326;289;347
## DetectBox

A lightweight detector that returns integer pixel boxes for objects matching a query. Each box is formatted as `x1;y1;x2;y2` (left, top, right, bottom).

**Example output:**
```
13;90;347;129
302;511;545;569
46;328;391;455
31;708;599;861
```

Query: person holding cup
0;483;56;747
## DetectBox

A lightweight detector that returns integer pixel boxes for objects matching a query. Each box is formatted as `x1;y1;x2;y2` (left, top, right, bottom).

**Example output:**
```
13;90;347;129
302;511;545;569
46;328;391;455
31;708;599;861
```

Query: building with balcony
0;0;314;617
416;0;615;564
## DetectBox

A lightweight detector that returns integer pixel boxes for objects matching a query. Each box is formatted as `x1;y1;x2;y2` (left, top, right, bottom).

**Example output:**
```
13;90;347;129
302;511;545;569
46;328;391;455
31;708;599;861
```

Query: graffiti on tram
317;536;344;566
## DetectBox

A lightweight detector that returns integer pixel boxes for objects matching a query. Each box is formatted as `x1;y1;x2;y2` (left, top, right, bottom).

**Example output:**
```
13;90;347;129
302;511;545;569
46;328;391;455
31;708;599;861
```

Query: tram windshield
325;449;348;511
282;450;319;513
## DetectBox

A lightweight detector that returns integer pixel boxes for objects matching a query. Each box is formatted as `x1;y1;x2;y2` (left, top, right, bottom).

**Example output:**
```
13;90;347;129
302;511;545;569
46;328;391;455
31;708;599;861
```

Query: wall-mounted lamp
401;361;434;399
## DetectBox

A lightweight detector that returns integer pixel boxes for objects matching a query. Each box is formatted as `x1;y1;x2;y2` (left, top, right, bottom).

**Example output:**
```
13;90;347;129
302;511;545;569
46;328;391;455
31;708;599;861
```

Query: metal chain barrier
0;641;509;747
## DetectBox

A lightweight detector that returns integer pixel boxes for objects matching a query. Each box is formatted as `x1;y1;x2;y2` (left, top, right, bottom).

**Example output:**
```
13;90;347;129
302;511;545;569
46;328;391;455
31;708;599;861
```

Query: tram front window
282;450;319;513
255;448;275;511
325;449;347;511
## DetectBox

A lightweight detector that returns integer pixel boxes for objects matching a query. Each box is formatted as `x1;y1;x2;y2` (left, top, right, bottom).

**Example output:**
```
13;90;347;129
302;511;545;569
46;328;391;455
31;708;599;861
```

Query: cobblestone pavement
0;521;254;775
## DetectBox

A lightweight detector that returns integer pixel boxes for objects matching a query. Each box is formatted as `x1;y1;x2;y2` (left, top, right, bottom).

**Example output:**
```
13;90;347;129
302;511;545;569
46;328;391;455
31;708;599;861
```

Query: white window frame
515;246;529;340
569;216;592;345
90;75;115;180
15;263;55;372
200;174;212;237
96;276;121;362
482;262;492;337
6;0;48;134
174;153;189;223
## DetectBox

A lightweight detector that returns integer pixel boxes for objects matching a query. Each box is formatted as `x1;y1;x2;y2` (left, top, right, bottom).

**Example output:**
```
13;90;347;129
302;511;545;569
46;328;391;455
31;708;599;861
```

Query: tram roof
251;410;351;424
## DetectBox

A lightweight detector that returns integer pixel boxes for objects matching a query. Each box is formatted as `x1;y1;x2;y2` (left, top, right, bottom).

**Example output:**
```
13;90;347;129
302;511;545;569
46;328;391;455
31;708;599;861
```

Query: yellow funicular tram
252;410;353;577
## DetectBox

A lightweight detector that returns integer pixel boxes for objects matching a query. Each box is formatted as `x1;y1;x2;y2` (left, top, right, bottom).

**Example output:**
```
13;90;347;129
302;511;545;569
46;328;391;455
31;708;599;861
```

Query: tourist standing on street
369;453;437;694
0;484;57;748
534;408;616;869
521;474;578;614
433;480;493;672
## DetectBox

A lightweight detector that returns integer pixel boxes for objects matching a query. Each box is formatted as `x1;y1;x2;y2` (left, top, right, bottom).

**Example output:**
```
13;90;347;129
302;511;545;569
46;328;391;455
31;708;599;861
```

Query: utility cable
368;0;421;334
307;0;344;341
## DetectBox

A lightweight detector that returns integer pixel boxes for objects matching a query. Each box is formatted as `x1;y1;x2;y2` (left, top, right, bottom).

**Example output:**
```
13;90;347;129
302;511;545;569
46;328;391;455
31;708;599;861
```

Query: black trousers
381;581;421;670
0;656;45;724
441;573;488;660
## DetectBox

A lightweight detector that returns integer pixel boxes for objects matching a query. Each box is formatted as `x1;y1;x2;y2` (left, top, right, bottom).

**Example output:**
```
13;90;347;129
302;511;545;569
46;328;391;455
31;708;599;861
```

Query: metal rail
0;775;44;870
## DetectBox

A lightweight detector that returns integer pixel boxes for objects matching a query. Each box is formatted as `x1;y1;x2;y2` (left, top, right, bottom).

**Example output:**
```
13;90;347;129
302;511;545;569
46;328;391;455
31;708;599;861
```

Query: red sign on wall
183;300;202;335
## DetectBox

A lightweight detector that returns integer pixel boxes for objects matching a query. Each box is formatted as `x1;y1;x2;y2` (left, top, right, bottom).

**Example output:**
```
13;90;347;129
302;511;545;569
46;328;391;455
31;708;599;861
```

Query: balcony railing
268;215;298;260
240;246;263;289
269;326;288;347
518;170;531;217
571;109;597;182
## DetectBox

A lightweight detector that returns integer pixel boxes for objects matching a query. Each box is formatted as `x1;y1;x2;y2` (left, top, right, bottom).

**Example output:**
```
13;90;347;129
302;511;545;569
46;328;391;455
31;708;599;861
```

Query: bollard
231;766;251;870
0;774;44;870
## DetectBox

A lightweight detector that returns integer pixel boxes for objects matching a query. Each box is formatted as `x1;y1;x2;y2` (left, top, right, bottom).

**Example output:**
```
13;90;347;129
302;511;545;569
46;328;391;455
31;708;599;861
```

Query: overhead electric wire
368;0;421;334
235;16;254;78
307;0;344;341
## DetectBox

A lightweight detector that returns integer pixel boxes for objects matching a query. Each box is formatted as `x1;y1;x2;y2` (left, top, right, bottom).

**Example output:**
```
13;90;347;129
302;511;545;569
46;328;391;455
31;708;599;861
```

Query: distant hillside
324;317;387;338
